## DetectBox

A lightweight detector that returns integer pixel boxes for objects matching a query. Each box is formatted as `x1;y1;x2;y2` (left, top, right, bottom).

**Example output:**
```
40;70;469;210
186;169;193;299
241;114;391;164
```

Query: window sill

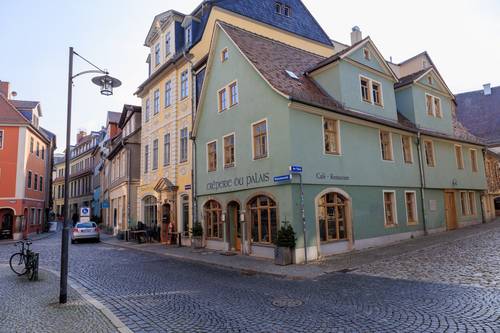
320;239;348;244
224;164;235;169
251;242;275;248
384;223;398;228
325;151;341;156
407;221;418;226
253;155;268;161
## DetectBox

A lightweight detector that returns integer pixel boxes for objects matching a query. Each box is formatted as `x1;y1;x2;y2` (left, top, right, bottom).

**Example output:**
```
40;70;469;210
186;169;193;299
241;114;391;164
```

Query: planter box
191;236;203;249
275;246;293;266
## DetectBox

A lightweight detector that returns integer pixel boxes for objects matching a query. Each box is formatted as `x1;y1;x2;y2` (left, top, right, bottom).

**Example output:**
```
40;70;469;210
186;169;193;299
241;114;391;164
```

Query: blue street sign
289;165;303;173
273;174;292;182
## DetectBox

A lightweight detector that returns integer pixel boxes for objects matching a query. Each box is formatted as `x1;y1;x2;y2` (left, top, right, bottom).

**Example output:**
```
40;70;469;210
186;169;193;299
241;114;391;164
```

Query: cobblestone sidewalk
0;265;118;333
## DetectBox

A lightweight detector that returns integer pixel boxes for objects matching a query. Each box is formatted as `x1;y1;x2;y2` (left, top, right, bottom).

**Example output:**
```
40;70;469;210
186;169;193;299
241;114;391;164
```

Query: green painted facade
194;26;487;262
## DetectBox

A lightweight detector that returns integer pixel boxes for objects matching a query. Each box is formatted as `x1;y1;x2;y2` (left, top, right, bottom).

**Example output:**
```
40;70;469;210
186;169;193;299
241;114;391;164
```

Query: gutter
416;132;428;235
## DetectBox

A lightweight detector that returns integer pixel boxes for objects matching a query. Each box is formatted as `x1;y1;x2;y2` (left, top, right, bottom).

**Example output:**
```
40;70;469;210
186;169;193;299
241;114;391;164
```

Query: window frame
0;130;4;149
206;140;217;172
153;89;160;115
323;117;341;155
455;145;464;170
401;135;413;164
165;32;171;56
251;119;269;160
144;144;149;174
163;133;170;166
28;170;32;188
379;130;394;162
468;191;476;216
229;81;239;107
248;195;278;244
204;200;223;240
383;190;398;227
425;93;442;118
223;133;236;169
145;98;151;122
179;127;189;163
363;47;371;60
152;139;159;170
154;43;160;67
460;191;469;216
217;87;228;112
423;140;436;167
404;191;418;225
180;70;189;100
360;76;371;103
221;48;229;62
164;80;172;108
470;148;478;172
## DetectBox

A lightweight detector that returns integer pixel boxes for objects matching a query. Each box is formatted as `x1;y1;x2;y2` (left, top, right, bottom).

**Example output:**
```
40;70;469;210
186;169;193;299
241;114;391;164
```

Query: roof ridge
218;21;326;60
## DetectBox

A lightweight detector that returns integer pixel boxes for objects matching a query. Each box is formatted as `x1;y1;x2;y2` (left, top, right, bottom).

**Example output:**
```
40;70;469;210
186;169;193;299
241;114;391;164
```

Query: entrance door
162;203;171;243
445;191;457;230
228;202;241;252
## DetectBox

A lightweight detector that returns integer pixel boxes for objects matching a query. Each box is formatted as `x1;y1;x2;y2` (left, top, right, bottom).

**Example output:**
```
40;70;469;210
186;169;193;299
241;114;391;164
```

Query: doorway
227;201;241;252
445;191;457;230
162;203;171;242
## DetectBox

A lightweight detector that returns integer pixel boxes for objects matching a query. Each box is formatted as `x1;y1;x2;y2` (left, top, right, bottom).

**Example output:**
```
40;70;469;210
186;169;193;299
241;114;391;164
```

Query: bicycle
9;239;39;281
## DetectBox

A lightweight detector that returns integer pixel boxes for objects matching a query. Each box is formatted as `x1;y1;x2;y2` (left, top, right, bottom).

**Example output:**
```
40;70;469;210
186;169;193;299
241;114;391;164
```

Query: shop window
248;195;277;244
204;200;223;239
318;192;347;242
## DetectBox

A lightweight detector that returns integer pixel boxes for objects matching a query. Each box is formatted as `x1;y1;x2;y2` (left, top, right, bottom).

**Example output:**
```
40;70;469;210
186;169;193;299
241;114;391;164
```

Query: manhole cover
271;297;304;308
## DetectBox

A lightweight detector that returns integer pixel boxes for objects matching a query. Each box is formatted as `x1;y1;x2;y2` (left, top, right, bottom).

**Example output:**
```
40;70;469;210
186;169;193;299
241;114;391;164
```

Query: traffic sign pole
289;165;307;264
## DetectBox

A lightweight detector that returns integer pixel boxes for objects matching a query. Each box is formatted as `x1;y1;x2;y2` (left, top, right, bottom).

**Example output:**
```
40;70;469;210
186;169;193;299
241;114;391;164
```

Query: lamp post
59;47;121;304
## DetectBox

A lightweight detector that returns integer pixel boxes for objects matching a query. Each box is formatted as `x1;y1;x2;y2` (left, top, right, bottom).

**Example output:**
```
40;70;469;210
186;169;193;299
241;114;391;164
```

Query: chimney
0;81;10;98
76;130;87;144
483;83;491;96
351;26;362;45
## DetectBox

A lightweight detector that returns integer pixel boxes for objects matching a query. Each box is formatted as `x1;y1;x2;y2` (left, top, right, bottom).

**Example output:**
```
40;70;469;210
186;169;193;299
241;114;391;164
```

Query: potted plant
191;222;204;249
274;224;296;266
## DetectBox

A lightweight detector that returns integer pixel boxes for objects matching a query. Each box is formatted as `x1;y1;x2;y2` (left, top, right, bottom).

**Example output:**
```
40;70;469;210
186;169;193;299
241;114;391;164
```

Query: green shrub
275;224;296;248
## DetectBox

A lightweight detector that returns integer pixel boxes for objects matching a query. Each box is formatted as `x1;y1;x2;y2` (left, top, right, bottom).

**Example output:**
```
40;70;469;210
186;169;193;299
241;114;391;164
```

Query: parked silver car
71;222;100;243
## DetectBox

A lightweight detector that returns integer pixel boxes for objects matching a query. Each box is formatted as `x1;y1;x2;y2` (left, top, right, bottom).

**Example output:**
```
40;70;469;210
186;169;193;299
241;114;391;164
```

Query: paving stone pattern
0;265;117;333
0;233;499;332
353;224;500;289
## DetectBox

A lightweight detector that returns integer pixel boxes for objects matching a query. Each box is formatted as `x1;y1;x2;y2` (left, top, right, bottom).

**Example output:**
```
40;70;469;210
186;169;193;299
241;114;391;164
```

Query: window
34;174;38;190
39;176;43;192
470;149;478;172
0;130;3;149
181;71;189;99
41;146;45;160
426;94;442;118
275;2;282;14
405;191;417;224
223;134;235;168
318;192;348;242
30;208;35;225
468;192;476;216
145;98;150;122
152;139;159;170
30;137;34;153
143;196;157;228
144;145;149;174
154;43;160;66
163;133;170;166
460;191;468;216
427;76;433;85
36;142;40;156
455;145;464;170
180;127;188;163
165;81;172;107
360;77;370;103
185;25;192;47
207;141;217;172
424;140;435;167
372;82;382;106
380;130;393;161
165;32;171;55
229;82;238;106
38;209;42;224
221;48;229;62
218;88;227;112
252;120;268;159
283;5;291;17
204;200;223;239
248;195;278;244
402;136;413;163
153;89;160;115
363;48;370;60
324;118;340;155
383;191;397;226
28;171;32;188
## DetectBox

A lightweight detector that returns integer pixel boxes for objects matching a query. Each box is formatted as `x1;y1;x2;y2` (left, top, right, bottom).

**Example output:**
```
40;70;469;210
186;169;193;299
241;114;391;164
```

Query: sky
1;0;500;152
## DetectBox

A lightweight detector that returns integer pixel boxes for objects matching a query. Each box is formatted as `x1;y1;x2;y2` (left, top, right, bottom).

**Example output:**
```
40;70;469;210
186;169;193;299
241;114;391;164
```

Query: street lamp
59;47;121;304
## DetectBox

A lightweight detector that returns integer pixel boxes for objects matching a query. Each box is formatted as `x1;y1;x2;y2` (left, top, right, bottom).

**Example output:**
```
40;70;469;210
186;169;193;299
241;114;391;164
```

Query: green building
192;23;486;263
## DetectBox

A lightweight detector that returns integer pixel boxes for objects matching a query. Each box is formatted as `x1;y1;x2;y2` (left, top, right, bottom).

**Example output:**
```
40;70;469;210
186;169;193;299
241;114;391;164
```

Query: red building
0;81;55;239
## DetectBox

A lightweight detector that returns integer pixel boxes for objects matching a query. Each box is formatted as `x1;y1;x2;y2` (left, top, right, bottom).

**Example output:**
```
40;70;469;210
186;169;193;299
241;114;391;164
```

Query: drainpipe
416;132;428;235
183;51;198;232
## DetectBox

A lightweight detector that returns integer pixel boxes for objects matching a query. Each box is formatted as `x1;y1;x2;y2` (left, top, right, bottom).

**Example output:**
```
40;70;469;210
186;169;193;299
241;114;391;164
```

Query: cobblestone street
1;224;499;332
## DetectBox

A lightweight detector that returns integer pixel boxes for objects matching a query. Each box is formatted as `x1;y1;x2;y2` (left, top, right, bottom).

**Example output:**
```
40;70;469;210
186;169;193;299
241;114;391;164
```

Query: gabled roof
119;104;141;129
0;94;30;125
305;37;398;81
394;67;454;98
456;86;500;146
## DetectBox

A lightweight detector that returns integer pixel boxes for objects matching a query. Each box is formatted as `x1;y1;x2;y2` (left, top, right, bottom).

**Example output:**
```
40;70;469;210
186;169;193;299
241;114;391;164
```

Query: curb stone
43;267;132;333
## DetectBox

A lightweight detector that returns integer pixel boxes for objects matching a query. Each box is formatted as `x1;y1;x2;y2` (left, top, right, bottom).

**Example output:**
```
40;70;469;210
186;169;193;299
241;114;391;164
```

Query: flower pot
191;236;203;249
275;246;293;266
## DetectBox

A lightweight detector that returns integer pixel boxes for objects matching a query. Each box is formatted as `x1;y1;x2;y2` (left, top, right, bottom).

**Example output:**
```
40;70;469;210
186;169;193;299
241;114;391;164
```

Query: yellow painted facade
137;6;335;240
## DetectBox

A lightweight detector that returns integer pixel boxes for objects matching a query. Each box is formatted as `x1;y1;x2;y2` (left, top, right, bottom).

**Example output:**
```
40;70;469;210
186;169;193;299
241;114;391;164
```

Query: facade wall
0;126;19;198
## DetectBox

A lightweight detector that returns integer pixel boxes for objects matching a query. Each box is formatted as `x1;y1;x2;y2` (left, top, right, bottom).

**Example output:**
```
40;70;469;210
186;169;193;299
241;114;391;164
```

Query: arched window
248;195;277;244
204;200;223;239
318;192;347;242
143;196;157;228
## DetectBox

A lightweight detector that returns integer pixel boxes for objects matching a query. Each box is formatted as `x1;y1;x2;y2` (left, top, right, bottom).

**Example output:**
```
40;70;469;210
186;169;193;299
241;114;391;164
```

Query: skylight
285;70;299;80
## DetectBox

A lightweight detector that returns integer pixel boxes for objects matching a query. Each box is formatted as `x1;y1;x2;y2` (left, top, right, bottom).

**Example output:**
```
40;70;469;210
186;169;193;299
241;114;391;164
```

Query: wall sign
206;172;271;191
315;172;350;181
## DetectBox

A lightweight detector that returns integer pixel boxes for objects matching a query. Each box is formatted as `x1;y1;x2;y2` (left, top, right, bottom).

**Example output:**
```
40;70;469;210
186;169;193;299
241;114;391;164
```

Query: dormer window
275;2;291;17
275;2;282;14
363;48;371;60
154;43;160;66
283;5;291;17
185;25;192;48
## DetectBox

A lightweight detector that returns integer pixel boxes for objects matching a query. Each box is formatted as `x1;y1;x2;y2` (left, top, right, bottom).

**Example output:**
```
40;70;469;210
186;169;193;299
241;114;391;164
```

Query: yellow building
136;1;338;243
